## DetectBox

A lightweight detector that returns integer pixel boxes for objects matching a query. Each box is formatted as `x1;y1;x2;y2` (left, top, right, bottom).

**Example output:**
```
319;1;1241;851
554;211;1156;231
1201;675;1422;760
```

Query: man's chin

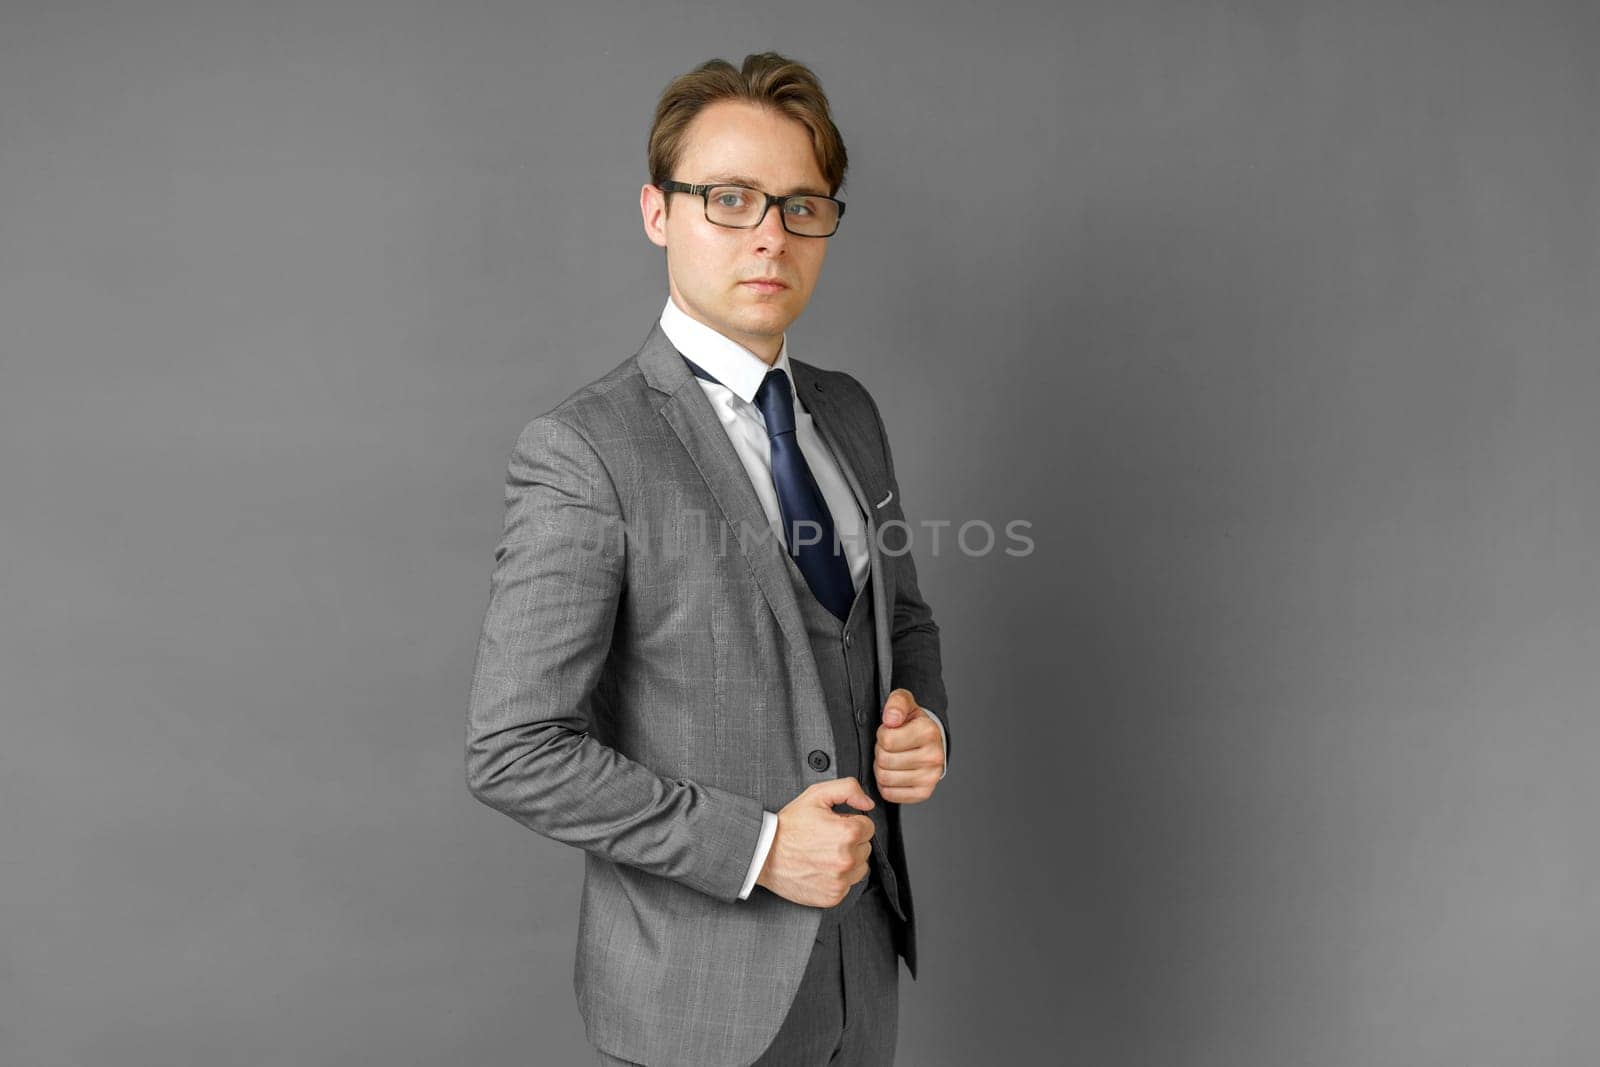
736;299;802;331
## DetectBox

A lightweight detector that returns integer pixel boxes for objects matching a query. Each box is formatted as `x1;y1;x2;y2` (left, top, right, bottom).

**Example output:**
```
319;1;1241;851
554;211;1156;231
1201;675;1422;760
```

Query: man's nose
751;201;789;250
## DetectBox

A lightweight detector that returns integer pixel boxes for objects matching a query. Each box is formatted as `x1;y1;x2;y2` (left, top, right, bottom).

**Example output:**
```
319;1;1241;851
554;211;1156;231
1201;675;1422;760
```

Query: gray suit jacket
465;321;950;1067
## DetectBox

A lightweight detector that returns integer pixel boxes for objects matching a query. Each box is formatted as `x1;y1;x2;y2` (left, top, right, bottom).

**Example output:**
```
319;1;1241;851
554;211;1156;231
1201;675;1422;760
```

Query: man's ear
640;183;668;248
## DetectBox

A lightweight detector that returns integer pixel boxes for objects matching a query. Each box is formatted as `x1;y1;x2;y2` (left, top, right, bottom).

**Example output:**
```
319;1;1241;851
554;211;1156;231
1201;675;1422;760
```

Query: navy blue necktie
683;356;855;621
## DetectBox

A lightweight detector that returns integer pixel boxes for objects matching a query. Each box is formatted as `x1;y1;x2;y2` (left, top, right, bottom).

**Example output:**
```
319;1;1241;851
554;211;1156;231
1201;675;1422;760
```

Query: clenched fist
873;688;945;804
755;777;876;908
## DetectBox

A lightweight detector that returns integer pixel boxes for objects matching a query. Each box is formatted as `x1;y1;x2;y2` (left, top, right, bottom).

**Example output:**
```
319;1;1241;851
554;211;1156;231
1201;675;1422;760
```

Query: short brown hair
648;52;849;209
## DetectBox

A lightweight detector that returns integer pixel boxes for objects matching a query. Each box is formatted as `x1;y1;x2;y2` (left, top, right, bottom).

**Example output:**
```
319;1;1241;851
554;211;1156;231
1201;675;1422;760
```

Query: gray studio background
2;2;1596;1065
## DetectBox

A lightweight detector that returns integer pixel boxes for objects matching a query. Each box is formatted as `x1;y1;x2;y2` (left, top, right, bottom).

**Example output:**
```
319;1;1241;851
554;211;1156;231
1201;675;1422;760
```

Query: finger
879;784;929;804
813;776;874;810
874;738;940;769
880;688;920;728
875;765;936;788
876;718;936;753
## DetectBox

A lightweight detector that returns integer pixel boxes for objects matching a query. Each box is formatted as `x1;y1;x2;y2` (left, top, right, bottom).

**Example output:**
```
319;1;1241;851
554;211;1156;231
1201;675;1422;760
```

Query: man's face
641;100;831;364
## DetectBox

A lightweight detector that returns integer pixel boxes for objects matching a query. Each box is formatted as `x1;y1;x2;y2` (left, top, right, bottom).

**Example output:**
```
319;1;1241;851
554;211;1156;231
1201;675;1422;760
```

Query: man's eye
715;191;749;208
785;200;815;216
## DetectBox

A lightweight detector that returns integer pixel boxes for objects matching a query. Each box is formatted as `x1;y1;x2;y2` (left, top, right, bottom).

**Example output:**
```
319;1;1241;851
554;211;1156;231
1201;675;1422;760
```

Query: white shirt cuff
922;707;949;780
738;809;780;900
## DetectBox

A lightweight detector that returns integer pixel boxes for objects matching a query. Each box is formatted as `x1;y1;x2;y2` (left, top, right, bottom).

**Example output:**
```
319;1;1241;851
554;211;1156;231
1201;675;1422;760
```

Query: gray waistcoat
779;549;908;929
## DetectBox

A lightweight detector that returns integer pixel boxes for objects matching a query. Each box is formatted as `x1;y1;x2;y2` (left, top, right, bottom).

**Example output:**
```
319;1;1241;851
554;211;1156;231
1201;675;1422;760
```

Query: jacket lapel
638;323;811;654
790;361;894;711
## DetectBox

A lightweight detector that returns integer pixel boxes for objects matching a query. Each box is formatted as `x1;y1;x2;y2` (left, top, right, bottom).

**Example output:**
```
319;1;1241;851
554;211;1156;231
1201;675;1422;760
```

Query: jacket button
808;750;831;771
843;633;853;648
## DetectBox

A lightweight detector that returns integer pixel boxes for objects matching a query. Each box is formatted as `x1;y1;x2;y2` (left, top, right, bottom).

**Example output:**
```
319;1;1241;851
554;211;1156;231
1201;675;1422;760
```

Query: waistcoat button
807;750;831;772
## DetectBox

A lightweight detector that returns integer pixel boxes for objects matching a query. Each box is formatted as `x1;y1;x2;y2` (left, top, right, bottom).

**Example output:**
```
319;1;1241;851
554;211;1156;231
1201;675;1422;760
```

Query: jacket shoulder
532;353;655;433
503;352;665;501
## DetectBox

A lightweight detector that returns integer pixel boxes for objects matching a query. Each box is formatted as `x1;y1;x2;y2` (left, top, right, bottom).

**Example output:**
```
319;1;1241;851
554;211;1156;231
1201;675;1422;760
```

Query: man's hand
874;688;945;804
756;778;876;907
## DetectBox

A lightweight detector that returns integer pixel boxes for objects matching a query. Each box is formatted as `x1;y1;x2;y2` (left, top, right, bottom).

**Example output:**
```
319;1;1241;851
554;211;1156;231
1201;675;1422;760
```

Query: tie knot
754;368;796;438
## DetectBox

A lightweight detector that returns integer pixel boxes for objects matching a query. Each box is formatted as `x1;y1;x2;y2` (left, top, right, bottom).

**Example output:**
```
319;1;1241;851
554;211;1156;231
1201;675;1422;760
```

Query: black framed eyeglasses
657;181;846;238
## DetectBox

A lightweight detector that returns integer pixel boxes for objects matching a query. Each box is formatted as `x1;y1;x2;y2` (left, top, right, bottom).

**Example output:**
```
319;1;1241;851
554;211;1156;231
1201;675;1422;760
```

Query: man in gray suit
466;52;950;1067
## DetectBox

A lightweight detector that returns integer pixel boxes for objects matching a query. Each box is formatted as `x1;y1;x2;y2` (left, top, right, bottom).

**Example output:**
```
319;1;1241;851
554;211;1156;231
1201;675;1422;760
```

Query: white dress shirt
657;295;948;901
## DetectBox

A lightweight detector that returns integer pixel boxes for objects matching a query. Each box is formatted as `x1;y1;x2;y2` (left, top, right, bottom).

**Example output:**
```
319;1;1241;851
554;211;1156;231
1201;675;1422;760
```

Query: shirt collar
659;294;792;406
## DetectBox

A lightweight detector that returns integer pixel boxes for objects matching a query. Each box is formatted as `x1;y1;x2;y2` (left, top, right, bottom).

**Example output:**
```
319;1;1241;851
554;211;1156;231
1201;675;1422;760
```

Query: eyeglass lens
703;186;840;236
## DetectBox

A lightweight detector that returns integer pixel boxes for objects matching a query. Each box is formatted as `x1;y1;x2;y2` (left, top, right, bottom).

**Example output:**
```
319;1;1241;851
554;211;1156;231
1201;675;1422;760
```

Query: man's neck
667;295;782;366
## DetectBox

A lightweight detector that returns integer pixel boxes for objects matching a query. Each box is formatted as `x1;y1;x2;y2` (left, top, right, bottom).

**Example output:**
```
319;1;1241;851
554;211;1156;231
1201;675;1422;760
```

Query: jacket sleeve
858;383;953;764
465;413;766;902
